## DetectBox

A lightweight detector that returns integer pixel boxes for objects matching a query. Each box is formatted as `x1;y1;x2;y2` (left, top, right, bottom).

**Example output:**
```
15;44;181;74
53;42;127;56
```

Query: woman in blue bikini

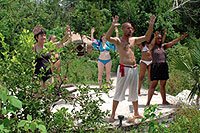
84;27;118;88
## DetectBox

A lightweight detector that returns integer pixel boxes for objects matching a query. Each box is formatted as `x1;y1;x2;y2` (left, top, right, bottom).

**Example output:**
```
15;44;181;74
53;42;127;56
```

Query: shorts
150;62;169;81
34;57;52;82
113;64;138;102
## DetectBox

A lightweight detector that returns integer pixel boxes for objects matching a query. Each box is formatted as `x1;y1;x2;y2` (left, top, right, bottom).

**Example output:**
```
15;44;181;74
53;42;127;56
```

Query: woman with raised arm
138;29;167;96
33;25;52;88
48;25;72;94
146;31;188;105
83;27;118;88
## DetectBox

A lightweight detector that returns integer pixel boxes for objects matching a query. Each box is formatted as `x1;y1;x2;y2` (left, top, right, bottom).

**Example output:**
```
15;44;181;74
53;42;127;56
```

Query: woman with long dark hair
146;31;188;105
138;30;166;96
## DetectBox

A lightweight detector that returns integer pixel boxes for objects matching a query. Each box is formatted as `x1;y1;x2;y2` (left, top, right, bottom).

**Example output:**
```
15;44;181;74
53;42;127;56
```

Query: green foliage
17;115;47;133
73;85;109;131
0;30;109;132
168;106;200;133
0;0;200;132
67;57;98;84
69;0;112;36
132;104;169;133
172;39;200;102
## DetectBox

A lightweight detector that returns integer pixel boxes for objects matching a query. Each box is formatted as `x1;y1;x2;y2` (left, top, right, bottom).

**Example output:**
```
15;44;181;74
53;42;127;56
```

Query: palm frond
191;49;200;65
188;82;200;101
173;57;191;73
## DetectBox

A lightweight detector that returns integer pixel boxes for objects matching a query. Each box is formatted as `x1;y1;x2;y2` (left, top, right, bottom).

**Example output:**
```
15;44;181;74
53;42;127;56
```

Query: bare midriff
99;51;111;60
141;51;152;61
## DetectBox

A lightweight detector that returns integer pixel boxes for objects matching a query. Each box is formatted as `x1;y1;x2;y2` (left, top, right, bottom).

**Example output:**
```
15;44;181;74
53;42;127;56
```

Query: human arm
115;27;119;38
82;35;93;46
91;27;95;41
148;31;159;50
105;15;120;45
57;25;72;47
134;15;156;45
163;33;188;49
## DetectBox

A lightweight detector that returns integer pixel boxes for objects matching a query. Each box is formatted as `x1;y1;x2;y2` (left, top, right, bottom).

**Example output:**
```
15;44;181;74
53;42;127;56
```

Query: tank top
151;45;166;63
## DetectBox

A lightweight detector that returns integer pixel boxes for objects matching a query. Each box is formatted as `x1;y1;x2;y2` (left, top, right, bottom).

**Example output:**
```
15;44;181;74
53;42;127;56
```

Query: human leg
110;65;127;122
109;100;119;122
41;80;46;89
54;59;62;82
160;80;170;104
147;65;157;95
97;61;104;88
128;67;142;118
138;61;147;95
105;60;112;87
132;101;143;118
146;80;158;105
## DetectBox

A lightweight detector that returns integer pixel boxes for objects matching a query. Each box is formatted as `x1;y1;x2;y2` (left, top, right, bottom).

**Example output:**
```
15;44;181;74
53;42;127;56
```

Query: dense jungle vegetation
0;0;199;132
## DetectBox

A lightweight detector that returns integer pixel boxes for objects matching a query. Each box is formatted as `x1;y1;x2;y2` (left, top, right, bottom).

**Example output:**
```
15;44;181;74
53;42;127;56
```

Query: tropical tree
173;38;200;105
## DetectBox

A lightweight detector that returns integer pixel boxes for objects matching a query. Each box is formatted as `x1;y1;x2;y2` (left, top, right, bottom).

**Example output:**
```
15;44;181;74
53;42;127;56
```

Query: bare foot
108;117;115;123
126;117;135;123
162;101;172;105
134;115;143;119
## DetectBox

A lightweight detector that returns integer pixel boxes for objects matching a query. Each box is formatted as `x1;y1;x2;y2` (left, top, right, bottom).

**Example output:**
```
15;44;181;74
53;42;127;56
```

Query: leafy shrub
168;105;200;133
0;30;110;132
67;57;98;84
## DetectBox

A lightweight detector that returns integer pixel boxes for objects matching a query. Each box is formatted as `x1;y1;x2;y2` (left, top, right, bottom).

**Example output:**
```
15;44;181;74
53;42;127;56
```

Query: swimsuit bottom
140;60;152;66
98;59;111;65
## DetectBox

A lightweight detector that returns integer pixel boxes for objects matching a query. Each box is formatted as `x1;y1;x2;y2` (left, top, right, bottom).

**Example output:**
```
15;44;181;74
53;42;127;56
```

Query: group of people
32;25;71;89
32;14;188;122
104;15;188;122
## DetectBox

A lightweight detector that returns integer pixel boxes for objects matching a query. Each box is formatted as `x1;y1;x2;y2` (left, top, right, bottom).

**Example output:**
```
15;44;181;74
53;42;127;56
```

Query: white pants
113;65;138;102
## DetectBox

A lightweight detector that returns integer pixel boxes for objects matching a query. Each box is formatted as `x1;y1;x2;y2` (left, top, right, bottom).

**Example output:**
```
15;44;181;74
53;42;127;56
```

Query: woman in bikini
138;30;166;96
83;27;118;88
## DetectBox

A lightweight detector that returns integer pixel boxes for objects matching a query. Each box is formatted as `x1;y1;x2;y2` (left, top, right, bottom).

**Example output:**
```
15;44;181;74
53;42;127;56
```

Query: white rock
176;90;199;105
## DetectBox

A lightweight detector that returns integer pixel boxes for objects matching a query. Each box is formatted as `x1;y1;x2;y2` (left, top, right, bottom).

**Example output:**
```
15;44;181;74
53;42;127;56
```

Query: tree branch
171;0;191;11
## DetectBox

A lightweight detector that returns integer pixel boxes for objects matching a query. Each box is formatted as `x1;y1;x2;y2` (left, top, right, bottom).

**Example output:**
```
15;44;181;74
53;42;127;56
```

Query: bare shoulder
109;36;121;46
129;37;136;46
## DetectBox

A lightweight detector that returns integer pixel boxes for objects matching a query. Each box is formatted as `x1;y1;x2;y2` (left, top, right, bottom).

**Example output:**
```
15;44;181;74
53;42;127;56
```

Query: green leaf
38;124;47;133
27;115;32;121
2;108;7;115
0;89;8;103
8;96;22;109
18;120;26;128
0;124;4;130
173;57;191;72
30;122;37;132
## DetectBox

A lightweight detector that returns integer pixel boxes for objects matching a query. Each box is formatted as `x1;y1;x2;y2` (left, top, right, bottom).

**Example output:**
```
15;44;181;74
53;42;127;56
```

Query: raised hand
112;15;120;27
154;31;159;39
91;27;95;34
149;15;156;25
